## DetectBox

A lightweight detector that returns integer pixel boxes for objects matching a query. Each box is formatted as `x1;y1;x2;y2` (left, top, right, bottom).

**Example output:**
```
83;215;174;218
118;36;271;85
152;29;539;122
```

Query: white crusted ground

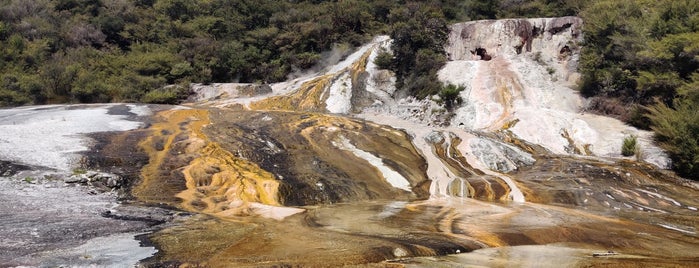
0;105;147;171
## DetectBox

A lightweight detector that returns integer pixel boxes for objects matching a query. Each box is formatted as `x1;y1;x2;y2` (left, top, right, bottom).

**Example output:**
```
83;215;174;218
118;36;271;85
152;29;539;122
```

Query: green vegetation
0;0;697;180
386;2;449;99
621;135;638;157
0;0;580;107
647;101;699;180
576;0;699;180
438;83;465;109
373;49;393;70
0;0;403;105
579;0;699;108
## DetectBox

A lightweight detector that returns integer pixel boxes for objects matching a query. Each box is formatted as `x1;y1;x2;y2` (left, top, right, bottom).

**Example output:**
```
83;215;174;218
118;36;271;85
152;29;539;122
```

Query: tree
465;0;498;20
388;2;449;97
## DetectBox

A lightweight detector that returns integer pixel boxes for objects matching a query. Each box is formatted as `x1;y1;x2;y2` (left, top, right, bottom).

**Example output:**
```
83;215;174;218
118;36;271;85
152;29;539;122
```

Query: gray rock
470;138;535;173
424;131;445;144
64;171;123;191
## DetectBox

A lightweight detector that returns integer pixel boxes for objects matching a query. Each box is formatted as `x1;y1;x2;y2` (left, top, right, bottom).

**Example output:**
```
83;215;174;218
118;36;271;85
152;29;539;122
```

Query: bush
388;3;449;97
621;134;637;157
373;50;393;70
438;83;465;109
140;85;189;104
647;101;699;180
0;89;31;106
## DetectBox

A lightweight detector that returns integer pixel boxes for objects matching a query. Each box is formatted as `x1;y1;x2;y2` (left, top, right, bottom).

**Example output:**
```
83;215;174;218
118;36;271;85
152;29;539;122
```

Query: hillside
1;0;696;180
1;11;698;266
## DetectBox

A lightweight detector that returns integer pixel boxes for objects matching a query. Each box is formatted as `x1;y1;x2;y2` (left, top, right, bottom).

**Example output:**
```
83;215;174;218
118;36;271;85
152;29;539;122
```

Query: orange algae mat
134;109;280;218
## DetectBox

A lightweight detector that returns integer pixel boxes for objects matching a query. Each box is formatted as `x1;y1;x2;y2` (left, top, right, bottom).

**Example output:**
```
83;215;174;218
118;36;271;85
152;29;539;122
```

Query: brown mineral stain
134;109;280;218
487;58;526;131
250;74;333;112
177;140;281;215
249;47;373;113
133;109;210;203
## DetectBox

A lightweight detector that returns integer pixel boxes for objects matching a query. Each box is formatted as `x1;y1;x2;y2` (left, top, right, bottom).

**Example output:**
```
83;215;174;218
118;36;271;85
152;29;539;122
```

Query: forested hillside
578;0;699;179
0;0;696;179
0;0;576;105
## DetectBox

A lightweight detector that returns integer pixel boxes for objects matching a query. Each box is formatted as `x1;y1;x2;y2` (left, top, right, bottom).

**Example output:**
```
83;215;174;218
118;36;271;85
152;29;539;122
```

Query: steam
287;43;355;80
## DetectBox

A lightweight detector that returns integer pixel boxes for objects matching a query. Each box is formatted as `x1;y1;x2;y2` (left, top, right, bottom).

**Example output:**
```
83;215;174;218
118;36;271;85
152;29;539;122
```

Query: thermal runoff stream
1;17;697;267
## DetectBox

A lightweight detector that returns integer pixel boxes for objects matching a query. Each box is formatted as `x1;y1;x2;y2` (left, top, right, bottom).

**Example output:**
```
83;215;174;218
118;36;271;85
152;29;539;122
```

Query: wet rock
100;205;178;227
65;174;88;184
0;177;159;267
189;83;272;102
393;247;409;258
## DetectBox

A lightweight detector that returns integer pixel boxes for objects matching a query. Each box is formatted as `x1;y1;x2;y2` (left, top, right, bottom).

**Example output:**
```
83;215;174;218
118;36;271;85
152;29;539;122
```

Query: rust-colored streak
350;48;372;81
134;109;210;203
249;48;374;113
135;109;280;218
485;58;526;131
177;141;281;216
250;74;333;112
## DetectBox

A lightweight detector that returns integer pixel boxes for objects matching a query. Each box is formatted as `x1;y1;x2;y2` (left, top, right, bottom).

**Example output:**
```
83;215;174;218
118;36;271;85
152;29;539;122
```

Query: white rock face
36;232;157;267
323;35;391;114
332;135;411;191
325;72;353;114
447;17;582;80
0;104;147;171
188;17;671;190
437;17;669;168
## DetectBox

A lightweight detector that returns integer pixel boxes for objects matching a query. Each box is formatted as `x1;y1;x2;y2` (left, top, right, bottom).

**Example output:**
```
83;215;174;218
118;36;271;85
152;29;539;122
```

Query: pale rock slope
191;17;671;200
439;17;668;167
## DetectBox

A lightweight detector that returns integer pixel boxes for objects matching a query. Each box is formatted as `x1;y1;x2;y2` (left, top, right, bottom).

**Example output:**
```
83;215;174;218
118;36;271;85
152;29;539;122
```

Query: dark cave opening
473;48;491;61
560;45;571;55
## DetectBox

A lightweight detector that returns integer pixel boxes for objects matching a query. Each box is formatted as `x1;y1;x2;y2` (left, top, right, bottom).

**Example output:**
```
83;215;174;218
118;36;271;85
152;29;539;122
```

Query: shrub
438;83;465;109
621;135;637;157
373;50;393;70
647;101;699;180
0;89;31;106
388;3;448;97
141;85;189;104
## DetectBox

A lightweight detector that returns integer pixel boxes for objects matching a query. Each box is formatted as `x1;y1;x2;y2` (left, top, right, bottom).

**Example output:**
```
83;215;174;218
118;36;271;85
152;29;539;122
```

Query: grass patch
621;135;637;157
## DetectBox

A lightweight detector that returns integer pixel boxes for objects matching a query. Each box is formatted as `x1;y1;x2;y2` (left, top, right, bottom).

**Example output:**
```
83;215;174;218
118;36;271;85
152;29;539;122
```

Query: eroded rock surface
2;17;698;268
134;108;430;221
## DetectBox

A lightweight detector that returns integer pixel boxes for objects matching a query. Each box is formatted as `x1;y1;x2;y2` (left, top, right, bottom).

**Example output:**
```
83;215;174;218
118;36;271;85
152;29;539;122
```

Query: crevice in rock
532;26;542;38
514;45;523;55
559;45;572;60
549;23;572;35
560;45;571;55
472;48;492;61
514;20;534;53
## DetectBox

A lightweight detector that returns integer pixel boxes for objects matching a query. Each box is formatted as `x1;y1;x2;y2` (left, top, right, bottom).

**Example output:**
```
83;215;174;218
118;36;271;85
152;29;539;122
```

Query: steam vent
1;15;697;268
